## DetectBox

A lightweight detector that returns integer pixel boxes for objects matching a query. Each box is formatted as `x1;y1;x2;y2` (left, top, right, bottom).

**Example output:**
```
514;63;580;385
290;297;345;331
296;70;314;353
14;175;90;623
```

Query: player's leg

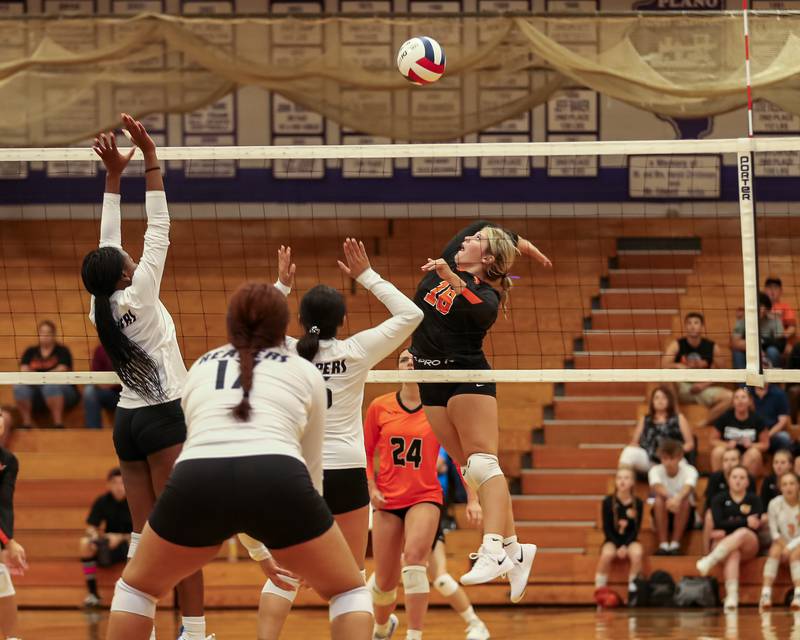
401;503;440;639
0;563;18;639
422;406;465;465
370;510;405;639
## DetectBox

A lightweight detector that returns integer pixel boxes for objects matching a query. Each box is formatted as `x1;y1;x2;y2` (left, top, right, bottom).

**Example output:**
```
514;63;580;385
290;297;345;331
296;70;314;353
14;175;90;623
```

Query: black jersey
760;473;781;509
602;494;643;547
410;220;517;365
711;491;763;535
674;337;716;367
704;470;757;512
0;448;18;548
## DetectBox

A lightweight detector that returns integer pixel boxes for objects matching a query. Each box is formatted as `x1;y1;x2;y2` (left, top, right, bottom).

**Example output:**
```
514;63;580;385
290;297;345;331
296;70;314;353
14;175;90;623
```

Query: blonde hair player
0;410;25;640
364;349;490;640
411;220;550;600
245;239;423;640
760;472;800;610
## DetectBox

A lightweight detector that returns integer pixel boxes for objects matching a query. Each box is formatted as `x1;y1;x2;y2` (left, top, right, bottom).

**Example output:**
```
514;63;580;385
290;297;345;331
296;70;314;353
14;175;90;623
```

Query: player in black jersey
410;220;550;602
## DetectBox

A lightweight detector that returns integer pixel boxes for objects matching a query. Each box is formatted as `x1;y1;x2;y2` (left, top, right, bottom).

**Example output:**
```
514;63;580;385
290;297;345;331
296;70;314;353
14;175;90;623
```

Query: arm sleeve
347;269;424;367
601;497;618;544
683;464;699;488
274;280;291;297
647;465;662;487
768;500;781;541
99;192;122;249
301;371;328;495
0;455;18;546
126;191;170;306
86;496;105;528
363;401;381;481
440;220;519;262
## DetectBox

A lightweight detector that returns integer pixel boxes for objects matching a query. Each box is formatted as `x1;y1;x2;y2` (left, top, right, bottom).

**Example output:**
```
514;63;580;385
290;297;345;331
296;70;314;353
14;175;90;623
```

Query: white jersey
89;192;186;409
179;343;327;493
768;496;800;550
285;268;423;470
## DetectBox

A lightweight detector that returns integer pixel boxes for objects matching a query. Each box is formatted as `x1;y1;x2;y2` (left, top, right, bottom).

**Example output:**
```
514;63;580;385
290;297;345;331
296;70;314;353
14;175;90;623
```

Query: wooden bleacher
2;216;799;607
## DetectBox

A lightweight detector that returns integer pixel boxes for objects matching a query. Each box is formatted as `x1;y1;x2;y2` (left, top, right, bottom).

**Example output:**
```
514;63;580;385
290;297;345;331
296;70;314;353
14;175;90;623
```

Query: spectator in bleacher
765;277;796;355
663;312;732;425
731;292;785;369
595;467;644;598
702;448;755;554
83;344;121;429
696;466;763;612
649;439;698;556
79;468;132;607
750;383;792;454
760;472;800;610
761;449;794;511
711;387;769;478
618;386;693;472
12;320;79;429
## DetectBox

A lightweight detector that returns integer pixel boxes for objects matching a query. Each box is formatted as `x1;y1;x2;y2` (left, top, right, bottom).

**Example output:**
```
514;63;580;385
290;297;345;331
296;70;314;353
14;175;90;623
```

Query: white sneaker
759;591;772;611
465;619;490;640
792;593;800;611
695;556;714;577
507;543;537;604
83;593;101;608
177;634;215;640
460;547;514;586
374;613;399;640
724;593;738;612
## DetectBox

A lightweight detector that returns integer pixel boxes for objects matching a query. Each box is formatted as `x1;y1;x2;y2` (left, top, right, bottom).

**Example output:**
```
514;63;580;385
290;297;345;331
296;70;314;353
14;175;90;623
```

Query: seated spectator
696;466;763;611
760;472;800;610
79;468;132;607
731;292;785;369
702;448;755;554
619;386;693;472
595;467;644;599
761;449;794;510
12;320;79;428
750;383;792;454
663;312;732;424
711;387;769;478
649;439;698;556
83;344;121;429
765;277;796;358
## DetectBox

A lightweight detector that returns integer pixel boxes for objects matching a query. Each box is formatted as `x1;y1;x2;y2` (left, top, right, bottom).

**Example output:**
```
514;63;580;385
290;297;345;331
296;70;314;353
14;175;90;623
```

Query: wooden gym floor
14;607;800;639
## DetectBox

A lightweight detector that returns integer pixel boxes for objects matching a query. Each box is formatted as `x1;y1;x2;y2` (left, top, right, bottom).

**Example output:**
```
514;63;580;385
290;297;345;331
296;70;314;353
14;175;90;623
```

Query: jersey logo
117;310;137;330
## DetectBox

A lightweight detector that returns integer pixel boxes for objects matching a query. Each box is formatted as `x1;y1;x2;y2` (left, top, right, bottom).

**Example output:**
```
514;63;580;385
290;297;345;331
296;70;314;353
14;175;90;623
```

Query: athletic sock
658;542;669;552
459;605;479;624
725;580;738;601
595;573;608;588
181;616;206;640
81;558;98;597
628;574;638;592
482;534;504;556
406;630;422;640
375;619;393;637
503;536;522;560
668;540;680;551
762;586;773;598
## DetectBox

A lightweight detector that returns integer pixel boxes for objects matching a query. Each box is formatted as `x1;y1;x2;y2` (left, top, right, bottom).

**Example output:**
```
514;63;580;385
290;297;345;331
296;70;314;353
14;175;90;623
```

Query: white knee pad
401;565;430;595
791;561;800;583
462;453;504;491
127;532;141;560
0;564;15;598
110;578;157;618
329;585;373;621
238;533;271;562
367;572;397;606
262;577;300;603
433;573;459;597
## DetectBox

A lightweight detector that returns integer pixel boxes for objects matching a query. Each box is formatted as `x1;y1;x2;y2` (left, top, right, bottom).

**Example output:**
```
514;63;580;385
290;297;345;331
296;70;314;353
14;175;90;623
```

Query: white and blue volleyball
397;36;446;85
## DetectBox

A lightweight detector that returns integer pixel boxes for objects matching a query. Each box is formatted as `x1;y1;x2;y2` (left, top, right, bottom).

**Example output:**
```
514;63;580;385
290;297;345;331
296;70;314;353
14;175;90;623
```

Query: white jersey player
761;471;800;610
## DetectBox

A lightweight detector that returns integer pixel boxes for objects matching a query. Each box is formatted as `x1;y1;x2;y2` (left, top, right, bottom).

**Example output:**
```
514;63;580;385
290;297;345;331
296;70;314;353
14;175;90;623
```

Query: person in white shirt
105;282;373;640
648;439;699;556
255;239;423;640
761;472;800;610
79;117;208;640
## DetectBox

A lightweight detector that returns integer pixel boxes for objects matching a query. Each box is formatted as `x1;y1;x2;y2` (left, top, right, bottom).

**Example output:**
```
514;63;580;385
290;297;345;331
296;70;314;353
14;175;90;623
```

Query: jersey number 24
424;281;456;316
390;436;423;468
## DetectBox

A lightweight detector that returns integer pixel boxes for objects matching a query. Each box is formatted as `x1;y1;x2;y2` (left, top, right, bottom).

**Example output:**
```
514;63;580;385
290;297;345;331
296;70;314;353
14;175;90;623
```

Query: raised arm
440;220;550;268
93;132;135;249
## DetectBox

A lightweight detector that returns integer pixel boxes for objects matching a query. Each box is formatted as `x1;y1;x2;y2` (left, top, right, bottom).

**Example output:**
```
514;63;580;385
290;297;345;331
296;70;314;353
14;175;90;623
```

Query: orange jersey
364;392;443;510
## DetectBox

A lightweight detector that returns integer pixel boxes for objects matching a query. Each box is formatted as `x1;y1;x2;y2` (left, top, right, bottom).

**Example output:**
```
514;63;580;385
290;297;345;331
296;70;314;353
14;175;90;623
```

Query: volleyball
397;36;446;85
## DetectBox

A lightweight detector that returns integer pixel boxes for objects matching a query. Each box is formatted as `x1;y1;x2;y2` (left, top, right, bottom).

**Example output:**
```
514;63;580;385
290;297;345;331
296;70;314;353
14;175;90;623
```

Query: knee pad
433;573;459;597
110;578;157;618
791;561;800;583
262;577;300;603
329;585;373;621
0;565;15;598
401;565;429;595
367;572;397;606
462;453;504;491
238;533;271;562
127;532;141;560
764;557;780;579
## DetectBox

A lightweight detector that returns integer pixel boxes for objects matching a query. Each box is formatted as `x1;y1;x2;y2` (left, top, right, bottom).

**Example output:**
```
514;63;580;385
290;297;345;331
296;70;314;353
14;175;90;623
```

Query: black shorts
323;468;370;515
113;399;187;462
667;506;696;532
149;455;334;549
380;501;443;549
413;356;496;408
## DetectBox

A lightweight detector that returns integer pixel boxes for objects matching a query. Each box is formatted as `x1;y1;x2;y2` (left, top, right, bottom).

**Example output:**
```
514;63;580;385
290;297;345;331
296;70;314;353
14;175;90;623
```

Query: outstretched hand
92;132;135;176
278;245;296;287
421;258;456;281
337;238;371;279
121;113;156;155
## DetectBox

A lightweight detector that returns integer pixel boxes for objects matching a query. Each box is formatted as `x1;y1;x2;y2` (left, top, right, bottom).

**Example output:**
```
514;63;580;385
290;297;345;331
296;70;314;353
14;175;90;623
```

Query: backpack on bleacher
646;570;676;607
673;576;721;607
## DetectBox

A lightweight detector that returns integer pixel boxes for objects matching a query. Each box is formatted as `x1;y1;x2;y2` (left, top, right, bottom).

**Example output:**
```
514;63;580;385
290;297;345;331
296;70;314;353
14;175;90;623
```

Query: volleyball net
1;137;799;388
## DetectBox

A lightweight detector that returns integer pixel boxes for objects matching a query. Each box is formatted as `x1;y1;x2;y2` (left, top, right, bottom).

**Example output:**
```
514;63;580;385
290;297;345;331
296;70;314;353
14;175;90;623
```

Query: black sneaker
654;547;670;556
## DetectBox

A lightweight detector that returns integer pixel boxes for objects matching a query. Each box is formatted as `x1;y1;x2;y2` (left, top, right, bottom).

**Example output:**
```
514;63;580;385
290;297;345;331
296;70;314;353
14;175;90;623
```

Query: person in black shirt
702;448;757;553
79;468;132;607
711;387;769;478
410;220;550;596
12;319;79;428
663;312;732;425
0;411;26;640
594;468;644;597
696;466;762;611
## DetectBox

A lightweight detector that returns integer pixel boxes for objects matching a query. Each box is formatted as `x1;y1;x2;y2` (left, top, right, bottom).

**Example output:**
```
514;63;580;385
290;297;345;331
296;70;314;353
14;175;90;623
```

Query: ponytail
484;226;519;319
499;274;513;318
296;326;321;362
81;248;166;403
297;286;346;362
233;347;255;421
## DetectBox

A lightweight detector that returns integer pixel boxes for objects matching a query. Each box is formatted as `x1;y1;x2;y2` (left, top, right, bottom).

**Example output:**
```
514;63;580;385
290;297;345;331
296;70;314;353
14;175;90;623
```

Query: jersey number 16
424;280;456;316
